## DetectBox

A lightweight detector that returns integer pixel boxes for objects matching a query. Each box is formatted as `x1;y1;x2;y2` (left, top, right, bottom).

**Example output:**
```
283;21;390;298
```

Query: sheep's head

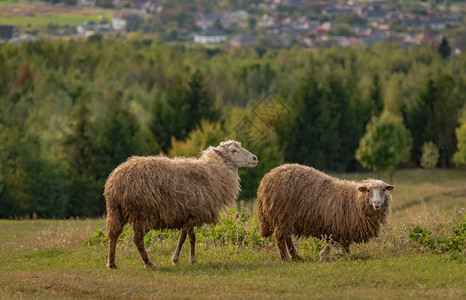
213;140;258;168
357;179;395;211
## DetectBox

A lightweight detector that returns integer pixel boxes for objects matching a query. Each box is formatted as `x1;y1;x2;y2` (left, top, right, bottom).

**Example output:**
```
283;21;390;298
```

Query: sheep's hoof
318;256;327;263
171;260;179;266
291;255;303;261
189;258;197;264
280;257;290;262
106;263;118;269
144;262;155;269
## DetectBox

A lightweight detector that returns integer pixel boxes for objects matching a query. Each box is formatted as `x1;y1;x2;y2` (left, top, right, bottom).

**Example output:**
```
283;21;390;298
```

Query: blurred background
0;0;465;218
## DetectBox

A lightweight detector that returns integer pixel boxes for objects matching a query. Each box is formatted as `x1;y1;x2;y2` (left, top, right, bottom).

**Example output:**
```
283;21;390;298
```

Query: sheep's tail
105;197;125;238
257;196;274;238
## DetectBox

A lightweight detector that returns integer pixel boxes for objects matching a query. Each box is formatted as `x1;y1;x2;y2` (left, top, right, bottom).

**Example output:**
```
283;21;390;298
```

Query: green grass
0;0;28;6
0;14;113;27
0;169;465;299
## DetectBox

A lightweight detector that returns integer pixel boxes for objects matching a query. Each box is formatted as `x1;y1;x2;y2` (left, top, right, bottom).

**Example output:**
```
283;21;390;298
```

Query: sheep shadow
145;253;373;273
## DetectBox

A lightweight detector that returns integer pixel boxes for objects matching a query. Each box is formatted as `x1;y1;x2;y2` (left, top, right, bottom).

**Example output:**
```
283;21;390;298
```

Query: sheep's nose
252;155;257;161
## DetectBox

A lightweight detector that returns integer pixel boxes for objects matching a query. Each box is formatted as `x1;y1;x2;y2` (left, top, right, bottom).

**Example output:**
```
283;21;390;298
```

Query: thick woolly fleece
257;164;392;248
104;140;242;268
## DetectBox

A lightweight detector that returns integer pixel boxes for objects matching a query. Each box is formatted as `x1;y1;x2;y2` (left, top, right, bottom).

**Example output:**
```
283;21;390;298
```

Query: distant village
0;0;464;52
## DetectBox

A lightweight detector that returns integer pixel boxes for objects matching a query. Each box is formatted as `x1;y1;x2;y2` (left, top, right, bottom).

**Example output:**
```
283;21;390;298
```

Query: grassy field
0;169;465;299
0;1;113;28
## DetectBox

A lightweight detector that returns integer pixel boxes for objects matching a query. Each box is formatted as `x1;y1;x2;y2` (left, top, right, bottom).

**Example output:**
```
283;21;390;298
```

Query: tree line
0;39;465;218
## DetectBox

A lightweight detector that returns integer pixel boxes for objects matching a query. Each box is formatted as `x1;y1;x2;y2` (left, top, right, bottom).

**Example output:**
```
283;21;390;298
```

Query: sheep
256;164;395;261
104;140;258;269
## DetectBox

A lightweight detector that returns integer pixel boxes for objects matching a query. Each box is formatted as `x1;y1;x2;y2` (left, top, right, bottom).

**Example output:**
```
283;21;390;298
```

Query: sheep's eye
383;188;386;192
231;149;237;153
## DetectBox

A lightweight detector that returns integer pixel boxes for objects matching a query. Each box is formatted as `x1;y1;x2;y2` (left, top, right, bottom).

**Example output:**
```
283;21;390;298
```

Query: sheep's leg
341;243;350;255
275;232;290;261
188;228;197;263
319;244;331;261
106;211;124;269
171;229;187;266
286;237;302;260
133;224;154;269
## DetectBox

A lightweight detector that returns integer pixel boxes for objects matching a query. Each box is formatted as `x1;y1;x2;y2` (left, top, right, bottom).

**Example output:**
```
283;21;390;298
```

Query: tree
149;70;220;153
438;37;451;60
420;141;439;169
169;121;224;158
96;94;144;179
356;112;413;182
61;98;103;217
443;0;451;11
369;73;383;117
183;70;220;136
285;69;340;170
404;73;461;167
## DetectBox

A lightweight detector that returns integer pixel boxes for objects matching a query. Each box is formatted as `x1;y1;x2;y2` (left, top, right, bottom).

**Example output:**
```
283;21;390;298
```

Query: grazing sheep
104;140;258;269
257;164;394;261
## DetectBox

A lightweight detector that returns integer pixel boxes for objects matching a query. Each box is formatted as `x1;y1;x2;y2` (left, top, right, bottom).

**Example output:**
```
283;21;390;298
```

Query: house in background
230;34;257;47
111;17;127;31
194;28;228;44
0;25;19;42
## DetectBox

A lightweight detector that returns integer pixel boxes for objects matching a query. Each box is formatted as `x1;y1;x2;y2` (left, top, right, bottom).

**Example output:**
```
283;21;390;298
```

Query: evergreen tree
149;70;219;153
369;73;383;117
438;37;451;60
285;70;340;170
61;98;102;217
325;74;360;172
405;73;461;167
183;69;220;136
97;94;143;179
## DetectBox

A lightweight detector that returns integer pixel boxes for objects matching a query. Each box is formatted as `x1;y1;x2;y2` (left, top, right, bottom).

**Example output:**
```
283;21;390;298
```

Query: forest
0;38;465;218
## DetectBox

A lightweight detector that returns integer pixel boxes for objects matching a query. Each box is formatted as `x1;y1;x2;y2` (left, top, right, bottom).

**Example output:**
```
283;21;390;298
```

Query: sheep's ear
214;148;223;156
357;186;367;192
385;185;395;191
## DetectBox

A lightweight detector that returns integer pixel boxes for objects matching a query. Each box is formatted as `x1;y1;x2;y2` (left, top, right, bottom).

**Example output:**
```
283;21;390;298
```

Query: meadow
0;169;465;299
0;1;113;28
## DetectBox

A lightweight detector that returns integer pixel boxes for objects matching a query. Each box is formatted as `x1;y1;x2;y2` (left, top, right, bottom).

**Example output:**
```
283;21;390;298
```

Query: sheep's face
214;141;258;168
358;181;395;210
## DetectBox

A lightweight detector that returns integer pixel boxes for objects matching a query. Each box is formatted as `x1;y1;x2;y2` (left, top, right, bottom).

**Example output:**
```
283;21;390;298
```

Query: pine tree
97;94;143;179
285;70;340;170
438;37;451;60
369;73;383;116
405;73;460;167
61;98;102;217
149;70;220;153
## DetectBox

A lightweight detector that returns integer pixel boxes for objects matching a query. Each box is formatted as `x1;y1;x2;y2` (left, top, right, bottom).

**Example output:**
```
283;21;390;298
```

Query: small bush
420;141;439;169
408;215;465;254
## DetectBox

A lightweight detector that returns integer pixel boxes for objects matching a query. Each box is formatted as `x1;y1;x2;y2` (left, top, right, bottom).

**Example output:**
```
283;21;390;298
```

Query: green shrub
83;209;273;248
408;215;465;254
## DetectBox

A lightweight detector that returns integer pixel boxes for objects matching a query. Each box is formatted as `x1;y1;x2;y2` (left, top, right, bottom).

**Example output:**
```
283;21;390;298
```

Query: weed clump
83;209;275;248
408;215;465;256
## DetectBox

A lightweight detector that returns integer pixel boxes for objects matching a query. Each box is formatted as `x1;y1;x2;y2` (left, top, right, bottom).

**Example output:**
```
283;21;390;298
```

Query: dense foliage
0;39;465;218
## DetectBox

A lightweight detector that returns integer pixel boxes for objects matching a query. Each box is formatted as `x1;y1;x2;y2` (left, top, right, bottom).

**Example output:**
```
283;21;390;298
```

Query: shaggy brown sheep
104;140;258;269
257;164;394;261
